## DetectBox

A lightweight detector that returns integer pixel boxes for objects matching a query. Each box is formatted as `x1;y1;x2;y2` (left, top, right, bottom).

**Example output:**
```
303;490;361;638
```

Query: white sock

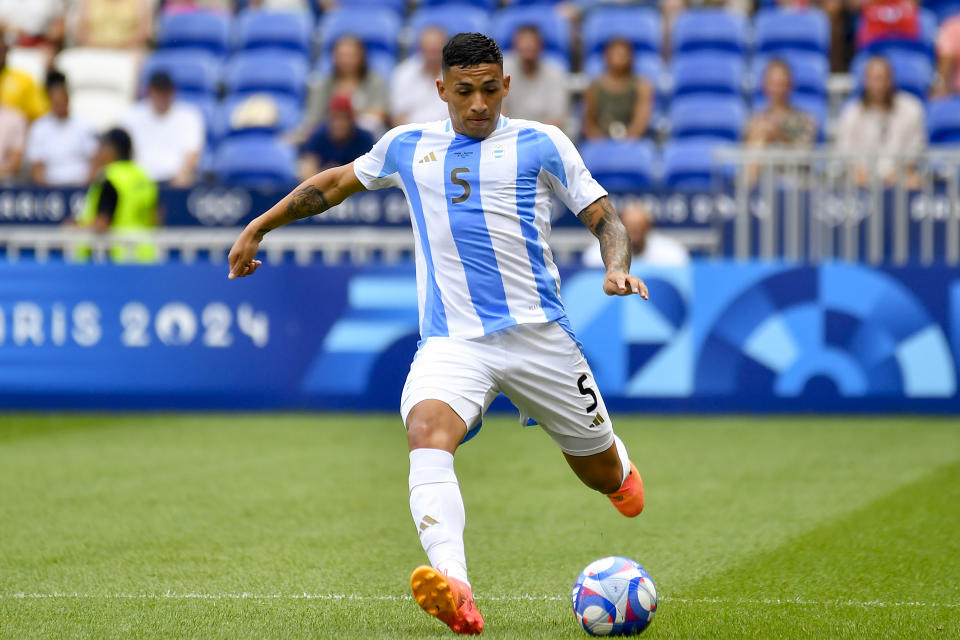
613;434;631;486
409;448;469;585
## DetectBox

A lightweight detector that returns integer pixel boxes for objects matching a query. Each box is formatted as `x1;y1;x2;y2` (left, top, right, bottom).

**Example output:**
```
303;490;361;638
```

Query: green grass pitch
0;413;958;639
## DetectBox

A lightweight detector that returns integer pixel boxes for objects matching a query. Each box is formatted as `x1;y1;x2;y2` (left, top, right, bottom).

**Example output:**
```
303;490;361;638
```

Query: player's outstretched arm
227;163;366;279
577;196;649;299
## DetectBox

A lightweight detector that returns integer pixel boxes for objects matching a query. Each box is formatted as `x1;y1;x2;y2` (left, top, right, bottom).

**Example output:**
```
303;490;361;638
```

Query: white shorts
399;320;614;456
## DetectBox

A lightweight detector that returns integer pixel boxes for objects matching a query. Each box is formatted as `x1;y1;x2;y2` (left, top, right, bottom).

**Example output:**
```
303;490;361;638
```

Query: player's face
438;63;510;139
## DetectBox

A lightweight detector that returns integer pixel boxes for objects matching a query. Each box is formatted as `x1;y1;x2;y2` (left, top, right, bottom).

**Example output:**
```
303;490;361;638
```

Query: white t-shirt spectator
26;113;97;185
583;232;691;268
0;0;65;39
503;54;569;128
390;56;448;125
121;100;204;182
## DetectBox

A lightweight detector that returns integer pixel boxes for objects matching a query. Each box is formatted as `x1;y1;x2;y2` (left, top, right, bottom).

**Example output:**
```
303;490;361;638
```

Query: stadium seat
927;97;960;144
669;95;746;141
342;0;408;14
580;140;658;193
421;0;497;10
583;7;660;60
751;54;828;99
662;139;732;192
671;53;744;97
7;46;46;85
852;50;933;100
671;9;748;56
54;48;138;99
214;93;303;140
925;0;960;23
68;90;132;132
318;8;401;63
156;11;232;58
409;4;490;43
754;9;830;58
491;5;572;69
214;136;297;188
225;51;309;101
234;10;313;61
140;50;222;100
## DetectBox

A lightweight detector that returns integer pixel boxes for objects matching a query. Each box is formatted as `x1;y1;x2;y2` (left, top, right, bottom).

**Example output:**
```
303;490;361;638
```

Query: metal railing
714;148;960;265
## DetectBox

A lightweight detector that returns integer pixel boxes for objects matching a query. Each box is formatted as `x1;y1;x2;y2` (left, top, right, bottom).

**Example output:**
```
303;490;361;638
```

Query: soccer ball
571;556;657;636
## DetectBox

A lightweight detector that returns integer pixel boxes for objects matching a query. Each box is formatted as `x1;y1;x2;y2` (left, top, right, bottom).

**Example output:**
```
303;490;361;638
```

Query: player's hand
227;228;263;280
603;270;649;299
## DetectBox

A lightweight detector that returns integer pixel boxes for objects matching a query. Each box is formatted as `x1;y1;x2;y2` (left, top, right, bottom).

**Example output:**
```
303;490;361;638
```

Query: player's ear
502;73;510;97
436;77;448;103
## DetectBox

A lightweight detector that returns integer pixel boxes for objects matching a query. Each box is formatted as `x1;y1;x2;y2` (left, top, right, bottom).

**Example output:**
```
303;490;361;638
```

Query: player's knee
405;400;467;452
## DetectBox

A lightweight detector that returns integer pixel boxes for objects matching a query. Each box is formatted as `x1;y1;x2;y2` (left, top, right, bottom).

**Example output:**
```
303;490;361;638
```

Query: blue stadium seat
852;50;933;100
343;0;408;14
491;6;571;69
583;7;660;59
671;9;748;56
662;139;731;192
157;11;232;58
752;54;828;99
318;7;401;62
409;4;490;42
926;0;960;23
214;94;303;140
755;9;830;57
580;140;657;193
225;51;309;101
671;53;744;97
139;50;222;99
927;97;960;144
234;10;313;60
214;136;297;187
669;95;746;141
421;0;498;10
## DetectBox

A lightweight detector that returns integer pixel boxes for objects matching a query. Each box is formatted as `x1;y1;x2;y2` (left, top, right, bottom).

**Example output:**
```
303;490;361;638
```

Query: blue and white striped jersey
353;116;607;340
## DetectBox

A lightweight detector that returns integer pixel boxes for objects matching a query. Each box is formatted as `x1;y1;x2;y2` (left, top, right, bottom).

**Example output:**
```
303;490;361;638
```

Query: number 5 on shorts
577;374;598;413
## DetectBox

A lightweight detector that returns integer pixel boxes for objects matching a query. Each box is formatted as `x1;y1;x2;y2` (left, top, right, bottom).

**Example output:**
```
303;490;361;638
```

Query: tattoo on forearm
578;197;630;273
257;185;330;237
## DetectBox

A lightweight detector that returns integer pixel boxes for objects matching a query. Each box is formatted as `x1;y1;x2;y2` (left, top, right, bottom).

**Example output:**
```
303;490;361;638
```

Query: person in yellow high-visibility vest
77;127;159;263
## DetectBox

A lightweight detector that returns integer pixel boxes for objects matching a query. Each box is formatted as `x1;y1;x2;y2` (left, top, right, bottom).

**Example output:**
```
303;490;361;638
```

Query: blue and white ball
571;556;657;636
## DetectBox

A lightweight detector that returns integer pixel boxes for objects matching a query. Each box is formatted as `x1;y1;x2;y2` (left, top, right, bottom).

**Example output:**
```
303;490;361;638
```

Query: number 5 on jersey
450;167;471;204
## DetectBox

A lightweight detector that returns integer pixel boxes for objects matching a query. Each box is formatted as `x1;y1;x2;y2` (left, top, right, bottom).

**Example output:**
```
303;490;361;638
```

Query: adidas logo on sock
419;515;439;531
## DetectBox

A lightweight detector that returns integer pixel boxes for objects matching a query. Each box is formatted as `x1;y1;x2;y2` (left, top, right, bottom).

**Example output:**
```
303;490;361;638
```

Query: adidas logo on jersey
418;151;438;164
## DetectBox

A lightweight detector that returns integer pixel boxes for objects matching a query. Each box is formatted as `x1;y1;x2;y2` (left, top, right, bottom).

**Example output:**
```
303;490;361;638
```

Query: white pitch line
0;593;957;609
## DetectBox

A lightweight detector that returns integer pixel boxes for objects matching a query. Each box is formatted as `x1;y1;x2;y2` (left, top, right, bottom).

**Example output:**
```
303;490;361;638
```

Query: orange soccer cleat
410;565;485;635
607;461;645;517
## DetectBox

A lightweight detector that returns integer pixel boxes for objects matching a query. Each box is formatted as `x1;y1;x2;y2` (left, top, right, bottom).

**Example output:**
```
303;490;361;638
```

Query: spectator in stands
745;60;817;149
0;33;48;121
502;25;568;130
582;203;690;268
72;127;159;263
0;0;66;60
121;71;205;187
73;0;152;51
933;14;960;97
778;0;854;72
0;102;24;184
582;38;653;140
391;26;449;125
299;94;373;180
301;35;388;142
25;71;96;186
837;55;926;186
246;0;311;10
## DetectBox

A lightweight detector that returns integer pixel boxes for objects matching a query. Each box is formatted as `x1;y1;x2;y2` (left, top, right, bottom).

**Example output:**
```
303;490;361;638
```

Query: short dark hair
45;69;67;92
101;127;133;161
442;32;502;72
148;70;175;92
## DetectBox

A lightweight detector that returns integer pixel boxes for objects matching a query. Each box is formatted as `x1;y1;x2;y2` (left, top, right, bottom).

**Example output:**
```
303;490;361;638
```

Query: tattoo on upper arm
578;197;630;273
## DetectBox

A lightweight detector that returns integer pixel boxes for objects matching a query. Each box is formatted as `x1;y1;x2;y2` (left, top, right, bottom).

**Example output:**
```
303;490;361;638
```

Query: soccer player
227;33;648;636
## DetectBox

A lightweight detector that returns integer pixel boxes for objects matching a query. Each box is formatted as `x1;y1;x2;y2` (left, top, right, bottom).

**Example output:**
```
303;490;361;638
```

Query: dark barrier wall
1;261;957;412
